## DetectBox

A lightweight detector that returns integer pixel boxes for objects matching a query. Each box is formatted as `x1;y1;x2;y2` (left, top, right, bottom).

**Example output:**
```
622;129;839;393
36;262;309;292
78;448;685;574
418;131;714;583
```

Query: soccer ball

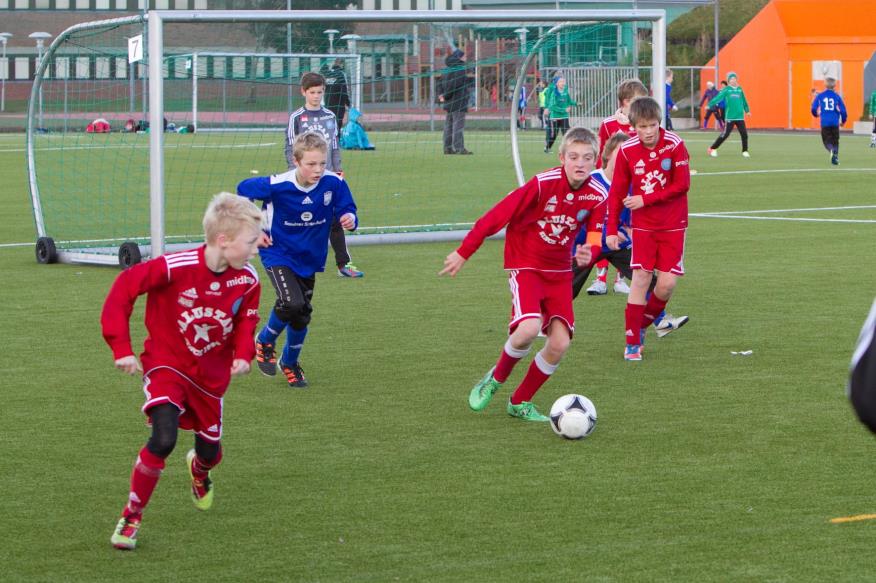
549;394;597;440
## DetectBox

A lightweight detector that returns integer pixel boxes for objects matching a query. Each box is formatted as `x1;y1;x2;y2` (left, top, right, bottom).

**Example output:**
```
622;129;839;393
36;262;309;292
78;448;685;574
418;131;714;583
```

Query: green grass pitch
1;129;875;581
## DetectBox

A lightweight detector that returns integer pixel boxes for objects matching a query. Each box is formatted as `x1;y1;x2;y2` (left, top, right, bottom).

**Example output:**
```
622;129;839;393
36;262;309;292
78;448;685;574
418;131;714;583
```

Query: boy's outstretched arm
439;251;467;277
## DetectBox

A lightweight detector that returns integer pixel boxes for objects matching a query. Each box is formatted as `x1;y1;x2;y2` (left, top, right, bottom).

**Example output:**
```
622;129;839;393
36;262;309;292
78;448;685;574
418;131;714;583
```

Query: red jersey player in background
440;127;606;422
102;193;263;550
606;97;690;361
588;78;650;297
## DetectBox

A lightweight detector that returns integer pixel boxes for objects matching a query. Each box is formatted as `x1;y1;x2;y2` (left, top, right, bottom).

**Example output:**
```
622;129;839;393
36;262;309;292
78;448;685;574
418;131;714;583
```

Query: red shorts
630;228;686;275
507;269;575;336
142;367;224;442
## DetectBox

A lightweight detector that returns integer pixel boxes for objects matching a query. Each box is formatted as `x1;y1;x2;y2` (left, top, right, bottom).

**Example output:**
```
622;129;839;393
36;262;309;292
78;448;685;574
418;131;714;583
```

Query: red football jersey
606;129;690;234
457;166;608;272
101;246;261;397
597;114;636;166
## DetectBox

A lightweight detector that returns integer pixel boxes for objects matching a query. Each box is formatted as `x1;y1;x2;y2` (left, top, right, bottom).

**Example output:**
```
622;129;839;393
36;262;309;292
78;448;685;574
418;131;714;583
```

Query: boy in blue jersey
811;77;847;165
238;133;358;388
287;71;363;278
572;132;688;337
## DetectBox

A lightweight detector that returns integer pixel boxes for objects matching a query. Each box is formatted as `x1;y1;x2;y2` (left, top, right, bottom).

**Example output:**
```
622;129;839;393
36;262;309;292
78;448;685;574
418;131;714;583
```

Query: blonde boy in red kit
441;128;606;421
605;97;690;361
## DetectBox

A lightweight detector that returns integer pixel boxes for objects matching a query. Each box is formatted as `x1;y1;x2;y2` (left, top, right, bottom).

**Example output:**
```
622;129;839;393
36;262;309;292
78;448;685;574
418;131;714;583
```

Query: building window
115;57;127;78
174;0;187;8
76;56;89;78
193;0;206;8
36;0;51;8
15;57;30;80
55;57;69;78
96;0;110;8
56;0;70;8
15;0;29;9
76;0;90;8
0;58;7;81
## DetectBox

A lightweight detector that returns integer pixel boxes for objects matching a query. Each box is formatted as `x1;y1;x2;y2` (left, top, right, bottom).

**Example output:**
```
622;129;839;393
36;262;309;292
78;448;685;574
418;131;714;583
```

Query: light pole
324;29;339;54
341;34;361;111
0;33;11;113
29;32;52;129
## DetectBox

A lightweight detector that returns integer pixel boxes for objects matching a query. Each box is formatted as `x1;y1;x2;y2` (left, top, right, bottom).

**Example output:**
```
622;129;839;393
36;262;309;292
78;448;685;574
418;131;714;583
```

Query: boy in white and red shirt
441;127;606;422
589;79;649;296
606;96;690;361
101;193;263;550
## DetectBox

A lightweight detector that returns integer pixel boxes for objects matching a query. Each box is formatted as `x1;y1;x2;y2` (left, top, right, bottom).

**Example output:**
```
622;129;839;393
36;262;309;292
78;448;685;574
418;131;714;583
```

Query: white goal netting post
26;9;666;266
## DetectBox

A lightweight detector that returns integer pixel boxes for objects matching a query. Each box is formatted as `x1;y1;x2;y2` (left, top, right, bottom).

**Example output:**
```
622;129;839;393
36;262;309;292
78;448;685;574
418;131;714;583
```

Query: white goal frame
176;51;363;132
28;9;666;265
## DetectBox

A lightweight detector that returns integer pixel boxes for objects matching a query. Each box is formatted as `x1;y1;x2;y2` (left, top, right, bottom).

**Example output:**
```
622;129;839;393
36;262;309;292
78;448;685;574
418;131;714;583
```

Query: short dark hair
629;96;662;126
300;72;326;91
616;79;648;105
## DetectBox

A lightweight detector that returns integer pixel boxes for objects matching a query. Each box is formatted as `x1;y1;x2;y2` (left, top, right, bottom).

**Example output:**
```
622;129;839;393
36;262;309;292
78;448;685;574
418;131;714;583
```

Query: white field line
692;167;876;176
697;205;876;215
4;207;873;249
0;142;276;154
691;214;876;224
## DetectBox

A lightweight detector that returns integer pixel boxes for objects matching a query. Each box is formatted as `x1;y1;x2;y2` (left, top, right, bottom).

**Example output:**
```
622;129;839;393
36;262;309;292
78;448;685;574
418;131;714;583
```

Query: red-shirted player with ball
440;127;607;422
605;96;691;361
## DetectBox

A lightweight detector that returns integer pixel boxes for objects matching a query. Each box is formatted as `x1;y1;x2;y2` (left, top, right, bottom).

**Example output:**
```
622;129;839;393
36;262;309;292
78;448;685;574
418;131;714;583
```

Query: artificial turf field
1;129;875;581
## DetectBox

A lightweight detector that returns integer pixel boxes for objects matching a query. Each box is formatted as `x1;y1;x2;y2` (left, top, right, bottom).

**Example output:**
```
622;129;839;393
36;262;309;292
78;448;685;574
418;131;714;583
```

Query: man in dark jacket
699;81;720;129
324;58;352;127
438;49;473;155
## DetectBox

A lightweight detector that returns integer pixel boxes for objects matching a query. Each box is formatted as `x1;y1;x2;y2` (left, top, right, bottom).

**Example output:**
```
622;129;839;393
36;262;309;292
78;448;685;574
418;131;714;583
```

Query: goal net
26;9;666;266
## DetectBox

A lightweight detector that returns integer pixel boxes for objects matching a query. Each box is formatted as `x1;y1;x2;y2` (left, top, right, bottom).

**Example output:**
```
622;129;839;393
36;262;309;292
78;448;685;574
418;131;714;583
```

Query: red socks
642;294;668;330
510;351;557;404
191;446;223;480
493;339;531;383
625;303;646;346
595;260;609;282
124;447;166;518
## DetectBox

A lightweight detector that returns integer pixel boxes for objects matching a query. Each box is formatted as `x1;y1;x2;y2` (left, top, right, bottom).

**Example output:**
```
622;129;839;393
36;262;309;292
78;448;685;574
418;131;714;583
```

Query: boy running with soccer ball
441;127;606;421
606;97;690;361
102;193;263;550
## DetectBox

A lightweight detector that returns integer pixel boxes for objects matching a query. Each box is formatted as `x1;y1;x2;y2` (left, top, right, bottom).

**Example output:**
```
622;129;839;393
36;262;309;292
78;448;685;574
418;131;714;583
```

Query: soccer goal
26;9;666;266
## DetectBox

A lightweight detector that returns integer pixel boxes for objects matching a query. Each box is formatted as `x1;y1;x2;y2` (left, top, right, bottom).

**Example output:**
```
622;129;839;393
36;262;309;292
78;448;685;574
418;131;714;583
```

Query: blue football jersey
237;170;358;277
811;89;848;128
574;170;631;253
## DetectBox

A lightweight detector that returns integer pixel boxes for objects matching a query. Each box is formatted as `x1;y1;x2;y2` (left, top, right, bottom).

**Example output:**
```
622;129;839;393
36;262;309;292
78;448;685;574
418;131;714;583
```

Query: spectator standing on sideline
544;76;577;153
699;81;720;129
869;89;876;147
707;72;751;158
536;80;547;129
438;49;474;155
665;69;678;131
811;77;847;166
714;80;728;130
324;58;351;127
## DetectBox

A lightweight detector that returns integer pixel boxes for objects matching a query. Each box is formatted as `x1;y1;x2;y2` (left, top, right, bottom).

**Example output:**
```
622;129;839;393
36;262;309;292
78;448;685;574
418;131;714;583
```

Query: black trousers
820;126;840;153
572;248;633;299
710;119;748;152
546;118;570;150
265;265;315;330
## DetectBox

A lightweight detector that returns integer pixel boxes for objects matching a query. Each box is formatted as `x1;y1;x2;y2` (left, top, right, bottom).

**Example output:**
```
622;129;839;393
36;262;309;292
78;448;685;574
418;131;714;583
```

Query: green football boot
469;367;503;411
506;400;550;422
186;449;214;511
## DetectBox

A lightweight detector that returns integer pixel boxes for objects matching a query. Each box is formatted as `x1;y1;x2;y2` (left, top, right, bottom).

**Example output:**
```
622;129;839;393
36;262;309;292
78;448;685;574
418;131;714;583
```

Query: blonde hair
203;192;262;244
292;132;328;163
560;126;598;155
601;132;630;166
617;79;648;104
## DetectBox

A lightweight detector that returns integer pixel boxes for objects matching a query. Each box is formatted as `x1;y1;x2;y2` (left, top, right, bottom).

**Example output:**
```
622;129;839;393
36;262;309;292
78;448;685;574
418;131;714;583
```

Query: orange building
700;0;876;129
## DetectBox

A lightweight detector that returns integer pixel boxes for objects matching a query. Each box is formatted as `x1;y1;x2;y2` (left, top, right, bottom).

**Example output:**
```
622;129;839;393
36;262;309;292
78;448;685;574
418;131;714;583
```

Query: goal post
27;9;666;267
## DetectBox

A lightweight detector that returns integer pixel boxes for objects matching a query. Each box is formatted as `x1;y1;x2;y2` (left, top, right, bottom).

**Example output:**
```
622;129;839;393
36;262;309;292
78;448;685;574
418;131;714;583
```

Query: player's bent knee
514;318;542;341
195;438;222;465
147;427;178;458
274;301;312;330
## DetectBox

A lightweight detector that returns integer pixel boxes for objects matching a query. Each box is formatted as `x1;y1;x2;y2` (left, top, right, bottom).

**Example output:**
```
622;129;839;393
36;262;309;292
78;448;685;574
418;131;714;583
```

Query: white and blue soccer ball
550;394;597;440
